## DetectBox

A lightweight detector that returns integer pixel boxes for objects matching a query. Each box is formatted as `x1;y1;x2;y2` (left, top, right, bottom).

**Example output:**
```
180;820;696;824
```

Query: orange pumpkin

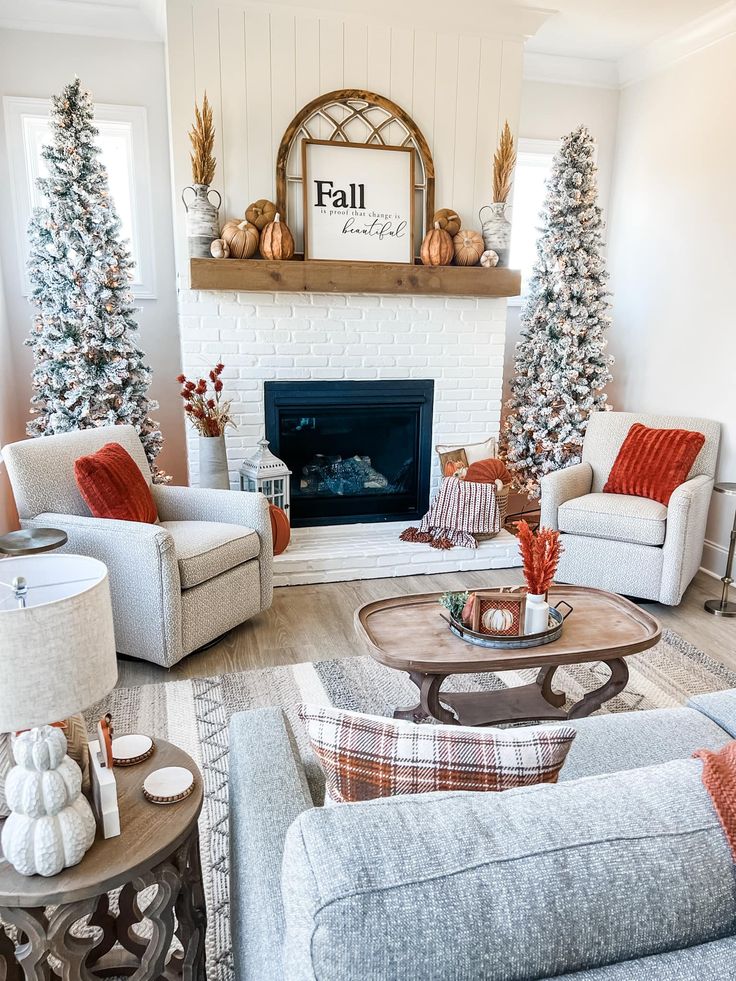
260;213;295;260
269;503;291;555
420;222;454;266
432;208;461;237
453;229;485;266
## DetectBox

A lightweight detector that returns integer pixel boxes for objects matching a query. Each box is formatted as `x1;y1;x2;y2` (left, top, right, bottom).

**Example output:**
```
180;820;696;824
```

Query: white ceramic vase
182;183;222;258
524;592;550;636
1;727;96;877
479;202;512;267
199;434;230;489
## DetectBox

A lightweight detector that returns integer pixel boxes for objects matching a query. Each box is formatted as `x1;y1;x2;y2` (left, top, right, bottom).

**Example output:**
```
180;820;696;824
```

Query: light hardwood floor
116;568;735;688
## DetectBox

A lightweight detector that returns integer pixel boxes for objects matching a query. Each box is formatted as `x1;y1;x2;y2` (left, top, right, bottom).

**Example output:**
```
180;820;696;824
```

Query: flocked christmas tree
25;77;163;467
504;125;613;499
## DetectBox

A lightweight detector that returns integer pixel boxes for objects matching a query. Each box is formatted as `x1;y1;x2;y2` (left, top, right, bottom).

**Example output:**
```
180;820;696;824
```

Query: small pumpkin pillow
74;442;158;523
465;458;513;485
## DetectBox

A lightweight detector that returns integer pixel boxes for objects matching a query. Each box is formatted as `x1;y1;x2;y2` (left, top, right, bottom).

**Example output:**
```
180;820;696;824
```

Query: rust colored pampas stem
517;519;563;595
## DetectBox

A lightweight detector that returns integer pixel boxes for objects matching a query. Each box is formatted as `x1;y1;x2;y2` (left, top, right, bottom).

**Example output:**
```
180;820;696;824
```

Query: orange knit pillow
465;458;513;485
74;442;158;523
603;424;705;505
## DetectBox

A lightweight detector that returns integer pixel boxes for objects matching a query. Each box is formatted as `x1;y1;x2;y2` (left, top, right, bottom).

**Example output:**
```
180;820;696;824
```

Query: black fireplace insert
264;380;434;526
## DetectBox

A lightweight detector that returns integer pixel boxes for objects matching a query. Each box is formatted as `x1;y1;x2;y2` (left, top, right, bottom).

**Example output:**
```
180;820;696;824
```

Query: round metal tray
445;600;573;650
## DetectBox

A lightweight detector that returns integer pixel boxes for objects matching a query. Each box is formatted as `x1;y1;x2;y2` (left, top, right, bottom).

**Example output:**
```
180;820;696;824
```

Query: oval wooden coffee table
355;585;661;726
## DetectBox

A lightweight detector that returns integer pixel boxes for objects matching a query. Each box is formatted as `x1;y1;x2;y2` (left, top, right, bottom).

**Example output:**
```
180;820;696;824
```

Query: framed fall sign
301;139;415;263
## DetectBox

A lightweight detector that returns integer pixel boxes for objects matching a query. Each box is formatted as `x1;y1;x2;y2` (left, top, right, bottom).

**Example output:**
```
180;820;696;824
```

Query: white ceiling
524;0;729;60
0;0;732;78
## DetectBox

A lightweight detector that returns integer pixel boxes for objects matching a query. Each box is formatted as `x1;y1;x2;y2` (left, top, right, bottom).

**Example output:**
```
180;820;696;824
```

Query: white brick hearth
273;524;521;587
178;287;521;582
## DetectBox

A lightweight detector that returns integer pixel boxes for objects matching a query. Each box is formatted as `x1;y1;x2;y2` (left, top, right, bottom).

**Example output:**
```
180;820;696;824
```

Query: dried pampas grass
492;121;516;204
189;92;216;186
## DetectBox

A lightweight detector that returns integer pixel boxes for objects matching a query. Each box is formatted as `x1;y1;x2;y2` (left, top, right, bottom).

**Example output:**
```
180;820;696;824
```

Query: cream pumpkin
1;727;96;877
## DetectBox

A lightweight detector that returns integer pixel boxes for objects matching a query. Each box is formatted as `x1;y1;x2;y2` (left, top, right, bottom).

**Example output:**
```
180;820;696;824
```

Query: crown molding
0;0;165;41
618;0;736;86
523;51;620;89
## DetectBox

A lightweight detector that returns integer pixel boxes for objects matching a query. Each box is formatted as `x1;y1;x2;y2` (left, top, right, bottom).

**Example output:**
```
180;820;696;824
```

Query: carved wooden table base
0;827;206;980
394;659;631;727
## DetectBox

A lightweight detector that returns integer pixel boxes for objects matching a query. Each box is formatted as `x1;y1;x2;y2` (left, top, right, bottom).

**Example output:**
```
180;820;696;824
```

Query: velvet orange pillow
603;423;705;505
74;442;158;523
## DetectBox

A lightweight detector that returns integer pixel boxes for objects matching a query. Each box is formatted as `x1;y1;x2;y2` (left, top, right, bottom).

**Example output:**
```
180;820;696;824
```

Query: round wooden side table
0;739;206;979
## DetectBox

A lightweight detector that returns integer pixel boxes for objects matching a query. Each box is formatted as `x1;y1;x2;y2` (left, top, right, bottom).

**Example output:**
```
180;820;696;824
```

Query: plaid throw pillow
299;705;576;804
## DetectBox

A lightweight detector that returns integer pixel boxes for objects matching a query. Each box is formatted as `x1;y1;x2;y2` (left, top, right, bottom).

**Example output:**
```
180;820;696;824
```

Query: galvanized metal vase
199;434;230;490
182;183;222;258
479;203;512;267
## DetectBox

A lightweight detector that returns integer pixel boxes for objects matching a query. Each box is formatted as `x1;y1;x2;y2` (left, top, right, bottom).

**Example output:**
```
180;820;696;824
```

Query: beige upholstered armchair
540;411;720;605
2;426;273;667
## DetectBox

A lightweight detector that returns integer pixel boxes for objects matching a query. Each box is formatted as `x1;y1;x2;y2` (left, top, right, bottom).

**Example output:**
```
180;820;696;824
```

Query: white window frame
3;96;157;299
508;138;560;307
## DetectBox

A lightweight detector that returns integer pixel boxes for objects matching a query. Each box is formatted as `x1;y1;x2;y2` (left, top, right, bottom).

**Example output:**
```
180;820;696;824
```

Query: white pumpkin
0;727;96;877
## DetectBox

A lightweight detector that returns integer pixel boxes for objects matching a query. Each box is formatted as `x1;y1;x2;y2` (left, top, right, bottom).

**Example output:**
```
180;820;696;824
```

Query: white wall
503;79;620;423
607;36;735;576
0;29;187;484
165;0;528;277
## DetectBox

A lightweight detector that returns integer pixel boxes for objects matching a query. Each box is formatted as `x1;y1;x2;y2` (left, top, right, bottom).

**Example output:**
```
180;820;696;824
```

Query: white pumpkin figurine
480;249;500;268
1;726;96;877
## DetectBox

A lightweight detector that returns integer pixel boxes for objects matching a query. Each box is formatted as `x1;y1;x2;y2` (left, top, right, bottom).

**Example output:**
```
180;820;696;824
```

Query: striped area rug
94;629;736;981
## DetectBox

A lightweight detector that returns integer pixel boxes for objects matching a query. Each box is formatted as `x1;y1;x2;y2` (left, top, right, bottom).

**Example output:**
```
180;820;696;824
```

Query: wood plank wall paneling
167;1;525;279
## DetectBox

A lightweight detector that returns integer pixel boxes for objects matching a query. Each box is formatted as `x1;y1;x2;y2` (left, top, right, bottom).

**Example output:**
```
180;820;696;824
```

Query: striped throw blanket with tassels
400;475;500;549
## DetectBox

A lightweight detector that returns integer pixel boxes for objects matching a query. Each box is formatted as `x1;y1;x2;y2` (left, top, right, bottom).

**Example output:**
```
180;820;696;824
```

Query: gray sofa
229;692;736;980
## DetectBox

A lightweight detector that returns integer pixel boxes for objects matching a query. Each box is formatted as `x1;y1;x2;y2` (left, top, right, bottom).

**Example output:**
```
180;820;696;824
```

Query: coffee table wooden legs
394;658;630;727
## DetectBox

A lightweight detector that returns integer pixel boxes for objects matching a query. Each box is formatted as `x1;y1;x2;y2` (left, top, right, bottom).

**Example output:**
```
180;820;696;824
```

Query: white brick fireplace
179;289;507;490
179;288;522;584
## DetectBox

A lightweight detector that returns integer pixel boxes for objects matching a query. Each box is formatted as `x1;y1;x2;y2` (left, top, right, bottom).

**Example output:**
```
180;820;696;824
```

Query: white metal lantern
240;438;291;513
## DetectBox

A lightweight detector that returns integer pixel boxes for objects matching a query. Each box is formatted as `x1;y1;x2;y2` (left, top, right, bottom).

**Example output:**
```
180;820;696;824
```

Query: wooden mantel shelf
189;258;521;298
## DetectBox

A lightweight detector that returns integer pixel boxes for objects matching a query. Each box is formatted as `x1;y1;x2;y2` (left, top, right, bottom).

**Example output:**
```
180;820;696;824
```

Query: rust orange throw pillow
602;423;705;505
269;503;290;555
74;442;157;523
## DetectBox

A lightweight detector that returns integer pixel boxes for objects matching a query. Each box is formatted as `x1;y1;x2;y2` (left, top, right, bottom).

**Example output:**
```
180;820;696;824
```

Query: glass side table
704;482;736;617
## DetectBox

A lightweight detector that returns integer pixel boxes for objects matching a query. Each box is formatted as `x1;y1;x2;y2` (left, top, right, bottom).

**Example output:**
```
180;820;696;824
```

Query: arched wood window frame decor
276;89;435;257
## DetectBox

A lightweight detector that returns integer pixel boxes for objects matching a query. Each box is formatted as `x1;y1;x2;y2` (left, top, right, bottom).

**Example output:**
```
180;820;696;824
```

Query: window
508;138;559;304
3;97;157;298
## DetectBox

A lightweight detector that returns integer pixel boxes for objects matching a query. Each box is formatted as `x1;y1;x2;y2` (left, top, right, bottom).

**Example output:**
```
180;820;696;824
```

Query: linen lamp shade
0;554;118;732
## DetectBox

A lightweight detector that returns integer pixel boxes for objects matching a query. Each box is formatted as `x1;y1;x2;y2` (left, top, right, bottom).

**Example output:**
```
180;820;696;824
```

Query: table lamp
0;553;118;876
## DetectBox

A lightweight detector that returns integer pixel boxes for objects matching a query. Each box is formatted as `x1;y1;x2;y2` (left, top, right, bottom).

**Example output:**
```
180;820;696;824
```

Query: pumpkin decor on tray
269;502;291;556
420;222;454;266
453;229;485;266
245;198;278;230
260;213;295;260
221;219;259;259
431;208;461;237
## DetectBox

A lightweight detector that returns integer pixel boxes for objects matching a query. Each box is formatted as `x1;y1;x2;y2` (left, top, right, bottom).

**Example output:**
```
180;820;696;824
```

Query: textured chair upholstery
2;426;273;667
228;696;736;981
540;411;720;604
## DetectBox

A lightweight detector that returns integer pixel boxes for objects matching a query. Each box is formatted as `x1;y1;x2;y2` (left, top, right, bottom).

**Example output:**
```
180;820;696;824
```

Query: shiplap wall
166;0;526;279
